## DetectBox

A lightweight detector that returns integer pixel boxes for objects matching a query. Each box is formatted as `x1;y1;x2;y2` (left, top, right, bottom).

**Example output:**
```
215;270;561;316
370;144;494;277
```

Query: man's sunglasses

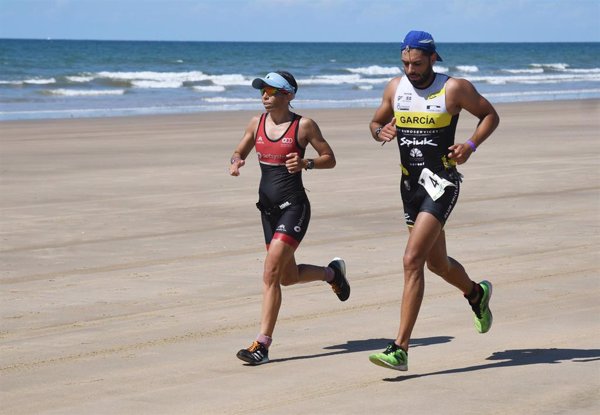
260;86;289;97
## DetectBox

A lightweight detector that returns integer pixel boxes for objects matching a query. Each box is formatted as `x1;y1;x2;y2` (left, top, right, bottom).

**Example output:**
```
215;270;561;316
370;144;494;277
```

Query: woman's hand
229;158;245;176
285;152;303;173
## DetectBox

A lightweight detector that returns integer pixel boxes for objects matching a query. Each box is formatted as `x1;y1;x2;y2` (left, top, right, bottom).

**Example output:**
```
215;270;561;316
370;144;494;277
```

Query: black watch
305;159;315;170
375;126;383;138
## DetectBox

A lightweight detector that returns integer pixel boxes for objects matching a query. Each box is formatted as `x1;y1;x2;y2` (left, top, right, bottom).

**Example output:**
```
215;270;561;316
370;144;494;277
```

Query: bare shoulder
391;75;403;84
298;116;320;138
446;76;497;118
446;77;477;95
245;114;261;130
386;76;402;91
299;116;320;131
249;114;261;125
383;76;403;103
445;77;484;114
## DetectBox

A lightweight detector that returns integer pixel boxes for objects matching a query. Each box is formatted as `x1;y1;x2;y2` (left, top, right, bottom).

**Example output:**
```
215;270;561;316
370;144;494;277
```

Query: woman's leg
259;238;297;337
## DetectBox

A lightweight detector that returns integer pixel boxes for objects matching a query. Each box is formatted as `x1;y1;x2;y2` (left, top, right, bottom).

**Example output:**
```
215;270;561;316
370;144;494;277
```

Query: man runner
368;30;500;371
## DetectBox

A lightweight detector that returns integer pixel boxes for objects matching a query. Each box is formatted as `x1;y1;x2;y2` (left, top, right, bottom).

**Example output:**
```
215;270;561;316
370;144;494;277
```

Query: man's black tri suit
393;73;461;226
255;112;310;249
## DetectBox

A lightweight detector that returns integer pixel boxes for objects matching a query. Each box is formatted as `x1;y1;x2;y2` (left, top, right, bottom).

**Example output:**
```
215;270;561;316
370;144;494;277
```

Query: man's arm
369;77;401;143
446;78;500;164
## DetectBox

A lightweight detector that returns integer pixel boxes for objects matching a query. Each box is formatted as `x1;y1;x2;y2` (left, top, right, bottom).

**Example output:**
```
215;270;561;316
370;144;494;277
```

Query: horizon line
2;37;600;44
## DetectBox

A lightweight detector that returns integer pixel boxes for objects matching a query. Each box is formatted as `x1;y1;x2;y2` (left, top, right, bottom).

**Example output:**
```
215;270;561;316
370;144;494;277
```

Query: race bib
418;168;456;201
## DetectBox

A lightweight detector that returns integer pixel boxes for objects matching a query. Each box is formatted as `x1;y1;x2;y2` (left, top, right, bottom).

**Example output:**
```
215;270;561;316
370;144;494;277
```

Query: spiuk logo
400;137;437;147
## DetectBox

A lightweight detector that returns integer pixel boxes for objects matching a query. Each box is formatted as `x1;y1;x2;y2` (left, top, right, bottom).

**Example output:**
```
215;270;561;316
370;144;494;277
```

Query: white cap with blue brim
252;72;296;94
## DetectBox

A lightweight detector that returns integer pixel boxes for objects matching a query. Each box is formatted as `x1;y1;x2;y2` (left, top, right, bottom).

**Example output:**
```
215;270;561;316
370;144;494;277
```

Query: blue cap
401;30;443;61
252;72;296;94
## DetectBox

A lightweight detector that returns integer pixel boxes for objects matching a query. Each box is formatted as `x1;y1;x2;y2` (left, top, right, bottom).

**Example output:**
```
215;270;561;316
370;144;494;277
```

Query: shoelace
384;344;397;355
247;341;261;352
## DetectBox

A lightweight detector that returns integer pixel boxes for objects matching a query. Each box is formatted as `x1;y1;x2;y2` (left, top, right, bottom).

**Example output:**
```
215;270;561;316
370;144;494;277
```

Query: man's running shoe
368;342;408;371
470;280;493;334
328;257;350;301
236;341;269;365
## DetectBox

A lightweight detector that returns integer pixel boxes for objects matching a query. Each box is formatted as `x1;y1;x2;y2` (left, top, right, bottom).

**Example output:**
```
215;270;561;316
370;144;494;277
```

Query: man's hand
379;117;397;145
447;142;474;165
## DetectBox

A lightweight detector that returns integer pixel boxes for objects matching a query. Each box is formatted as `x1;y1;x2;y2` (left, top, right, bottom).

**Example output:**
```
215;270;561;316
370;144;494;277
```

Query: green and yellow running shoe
368;342;408;371
471;280;493;334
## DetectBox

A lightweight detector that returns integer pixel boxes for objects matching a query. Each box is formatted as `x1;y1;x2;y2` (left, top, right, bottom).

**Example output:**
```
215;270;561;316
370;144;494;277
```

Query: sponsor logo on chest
396;93;412;111
399;136;438;147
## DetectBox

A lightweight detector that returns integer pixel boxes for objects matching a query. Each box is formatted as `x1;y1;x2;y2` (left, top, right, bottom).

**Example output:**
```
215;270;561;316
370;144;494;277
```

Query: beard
406;66;435;88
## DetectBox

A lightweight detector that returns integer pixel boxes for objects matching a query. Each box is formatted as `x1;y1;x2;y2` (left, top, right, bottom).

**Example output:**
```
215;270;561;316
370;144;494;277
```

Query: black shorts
261;199;311;249
401;169;460;226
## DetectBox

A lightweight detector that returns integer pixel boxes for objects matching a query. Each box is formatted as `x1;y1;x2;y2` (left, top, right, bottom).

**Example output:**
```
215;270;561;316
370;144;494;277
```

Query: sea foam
44;89;126;96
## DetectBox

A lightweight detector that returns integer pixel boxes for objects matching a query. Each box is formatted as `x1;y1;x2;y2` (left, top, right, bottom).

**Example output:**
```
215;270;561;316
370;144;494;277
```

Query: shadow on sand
269;336;453;364
382;348;600;382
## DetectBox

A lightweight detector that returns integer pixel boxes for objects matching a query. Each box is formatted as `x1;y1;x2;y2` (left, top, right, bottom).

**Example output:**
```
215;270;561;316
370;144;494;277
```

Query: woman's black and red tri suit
255;113;310;249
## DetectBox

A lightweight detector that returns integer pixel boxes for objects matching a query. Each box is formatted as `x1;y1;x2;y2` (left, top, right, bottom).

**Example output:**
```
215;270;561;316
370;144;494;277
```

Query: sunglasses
260;86;289;97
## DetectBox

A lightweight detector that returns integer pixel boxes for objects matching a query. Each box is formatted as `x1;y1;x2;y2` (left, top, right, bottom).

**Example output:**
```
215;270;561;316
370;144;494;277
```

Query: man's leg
395;212;443;351
426;229;494;334
369;212;442;371
426;229;474;295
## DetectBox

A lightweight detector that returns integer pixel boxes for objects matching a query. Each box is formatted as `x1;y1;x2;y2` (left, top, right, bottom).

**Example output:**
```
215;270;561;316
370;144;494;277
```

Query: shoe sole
331;257;346;276
481;280;493;303
330;257;350;301
369;355;407;371
236;351;269;366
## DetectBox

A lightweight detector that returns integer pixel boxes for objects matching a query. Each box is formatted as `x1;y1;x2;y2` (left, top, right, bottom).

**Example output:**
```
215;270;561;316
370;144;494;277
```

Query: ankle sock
324;266;335;283
257;334;272;348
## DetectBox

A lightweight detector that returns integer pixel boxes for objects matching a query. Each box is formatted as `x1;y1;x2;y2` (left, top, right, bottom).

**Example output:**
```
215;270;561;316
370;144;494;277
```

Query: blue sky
1;0;599;42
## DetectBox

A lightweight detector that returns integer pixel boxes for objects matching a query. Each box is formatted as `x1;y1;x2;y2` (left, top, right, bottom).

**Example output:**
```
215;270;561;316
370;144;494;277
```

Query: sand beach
1;100;599;414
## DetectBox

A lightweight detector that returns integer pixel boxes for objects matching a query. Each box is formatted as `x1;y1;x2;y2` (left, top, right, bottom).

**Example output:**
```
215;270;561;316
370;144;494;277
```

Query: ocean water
1;39;599;120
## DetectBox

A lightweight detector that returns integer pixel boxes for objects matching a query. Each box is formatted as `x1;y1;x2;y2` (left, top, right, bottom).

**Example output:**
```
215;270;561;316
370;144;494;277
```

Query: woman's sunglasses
260;86;289;97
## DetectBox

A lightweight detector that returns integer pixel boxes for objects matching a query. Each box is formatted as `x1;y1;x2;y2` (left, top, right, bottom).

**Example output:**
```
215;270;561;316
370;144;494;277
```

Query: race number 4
418;168;456;201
